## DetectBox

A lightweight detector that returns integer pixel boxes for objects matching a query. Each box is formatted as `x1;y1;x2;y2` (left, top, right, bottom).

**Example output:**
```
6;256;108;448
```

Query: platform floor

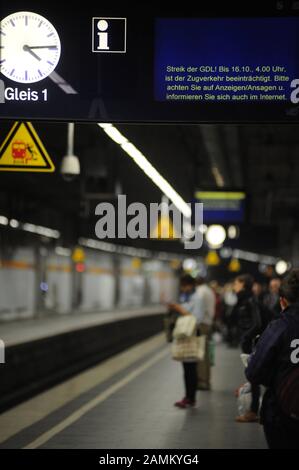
0;306;166;347
0;333;267;449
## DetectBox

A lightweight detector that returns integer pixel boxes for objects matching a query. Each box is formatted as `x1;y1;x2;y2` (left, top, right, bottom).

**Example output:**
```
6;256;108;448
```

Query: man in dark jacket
230;274;262;422
264;277;282;319
246;269;299;449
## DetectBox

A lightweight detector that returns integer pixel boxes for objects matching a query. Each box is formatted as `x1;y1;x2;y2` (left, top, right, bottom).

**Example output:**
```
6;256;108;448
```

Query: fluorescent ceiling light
0;216;9;225
22;222;60;239
55;247;71;257
98;124;191;219
98;123;128;145
22;223;37;233
79;237;186;261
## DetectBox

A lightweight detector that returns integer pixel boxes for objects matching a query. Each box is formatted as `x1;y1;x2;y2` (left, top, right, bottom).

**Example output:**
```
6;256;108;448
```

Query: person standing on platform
231;274;262;423
246;269;299;448
196;277;216;391
264;277;282;319
168;274;204;409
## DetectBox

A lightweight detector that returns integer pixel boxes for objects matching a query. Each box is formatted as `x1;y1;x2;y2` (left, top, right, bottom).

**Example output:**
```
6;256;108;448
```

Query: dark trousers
197;323;212;388
251;383;260;414
264;418;299;449
183;362;197;402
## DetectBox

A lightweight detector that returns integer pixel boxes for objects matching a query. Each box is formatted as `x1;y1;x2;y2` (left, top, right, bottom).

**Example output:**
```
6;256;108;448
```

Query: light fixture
22;222;60;239
198;224;208;234
183;258;197;272
55;247;71;257
61;123;80;180
205;225;226;248
228;225;239;239
98;123;191;219
9;219;19;228
0;216;9;226
22;223;37;233
220;247;233;258
275;260;288;276
79;236;185;262
100;124;128;145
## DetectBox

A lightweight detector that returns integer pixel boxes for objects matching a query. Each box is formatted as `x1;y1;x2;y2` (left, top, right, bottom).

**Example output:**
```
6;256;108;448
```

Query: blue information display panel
155;18;299;105
194;191;246;224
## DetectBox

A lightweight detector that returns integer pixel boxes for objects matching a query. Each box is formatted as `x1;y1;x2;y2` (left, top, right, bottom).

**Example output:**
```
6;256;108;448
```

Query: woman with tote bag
168;274;204;409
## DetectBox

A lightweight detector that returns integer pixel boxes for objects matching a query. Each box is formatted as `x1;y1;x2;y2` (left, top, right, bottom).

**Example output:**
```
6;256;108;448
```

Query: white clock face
0;11;61;83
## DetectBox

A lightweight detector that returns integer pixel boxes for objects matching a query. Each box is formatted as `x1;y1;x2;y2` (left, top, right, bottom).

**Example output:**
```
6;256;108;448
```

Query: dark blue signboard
155;18;299;104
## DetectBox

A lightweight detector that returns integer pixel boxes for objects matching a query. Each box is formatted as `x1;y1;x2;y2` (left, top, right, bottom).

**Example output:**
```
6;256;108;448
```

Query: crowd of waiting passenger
165;270;299;449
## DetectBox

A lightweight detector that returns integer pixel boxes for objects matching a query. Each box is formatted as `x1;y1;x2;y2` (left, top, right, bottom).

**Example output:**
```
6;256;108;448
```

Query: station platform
0;306;166;347
0;333;267;449
0;306;166;411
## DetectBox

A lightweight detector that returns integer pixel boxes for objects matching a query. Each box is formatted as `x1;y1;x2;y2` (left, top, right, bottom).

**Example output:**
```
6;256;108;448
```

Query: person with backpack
245;269;299;449
230;274;263;422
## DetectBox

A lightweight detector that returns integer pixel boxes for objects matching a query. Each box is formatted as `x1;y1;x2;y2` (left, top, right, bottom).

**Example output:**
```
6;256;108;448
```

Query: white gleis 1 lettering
4;87;39;101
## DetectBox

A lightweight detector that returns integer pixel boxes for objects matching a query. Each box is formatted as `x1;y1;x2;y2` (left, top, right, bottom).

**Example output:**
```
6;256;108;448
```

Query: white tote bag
171;335;206;362
172;315;197;339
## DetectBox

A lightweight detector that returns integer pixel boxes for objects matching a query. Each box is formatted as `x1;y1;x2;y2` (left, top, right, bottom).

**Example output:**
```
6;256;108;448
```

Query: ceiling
0;120;299;260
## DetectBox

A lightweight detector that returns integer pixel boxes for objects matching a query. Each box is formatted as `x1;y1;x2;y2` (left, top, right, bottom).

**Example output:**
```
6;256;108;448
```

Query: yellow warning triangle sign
205;250;221;266
150;215;179;240
0;121;55;172
228;258;241;273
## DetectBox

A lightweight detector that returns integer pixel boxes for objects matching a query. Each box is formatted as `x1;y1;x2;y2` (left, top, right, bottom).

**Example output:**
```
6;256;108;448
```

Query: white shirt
196;284;216;326
181;291;204;325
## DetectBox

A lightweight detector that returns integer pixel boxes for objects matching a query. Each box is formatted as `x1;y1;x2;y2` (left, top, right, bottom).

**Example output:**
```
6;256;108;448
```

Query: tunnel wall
0;247;35;320
0;243;178;321
0;311;165;412
46;252;73;313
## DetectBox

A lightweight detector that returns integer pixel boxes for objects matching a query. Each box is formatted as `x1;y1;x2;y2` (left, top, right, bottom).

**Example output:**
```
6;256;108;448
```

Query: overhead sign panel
1;3;299;122
0;121;55;172
194;191;246;223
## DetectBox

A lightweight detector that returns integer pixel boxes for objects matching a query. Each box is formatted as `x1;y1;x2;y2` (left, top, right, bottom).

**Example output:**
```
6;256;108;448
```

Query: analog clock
0;11;61;83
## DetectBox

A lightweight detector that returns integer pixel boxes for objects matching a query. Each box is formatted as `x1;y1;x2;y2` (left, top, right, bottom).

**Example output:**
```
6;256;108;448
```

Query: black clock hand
27;45;58;50
23;44;77;95
23;44;41;61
